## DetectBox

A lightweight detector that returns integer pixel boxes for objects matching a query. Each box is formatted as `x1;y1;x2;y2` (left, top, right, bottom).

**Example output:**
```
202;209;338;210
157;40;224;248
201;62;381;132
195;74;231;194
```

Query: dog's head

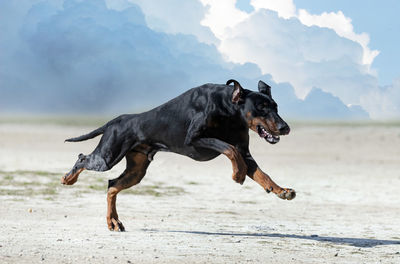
227;79;290;144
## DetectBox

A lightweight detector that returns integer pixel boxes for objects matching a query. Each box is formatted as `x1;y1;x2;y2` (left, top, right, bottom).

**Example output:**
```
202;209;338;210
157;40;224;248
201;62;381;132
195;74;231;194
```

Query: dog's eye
256;104;265;111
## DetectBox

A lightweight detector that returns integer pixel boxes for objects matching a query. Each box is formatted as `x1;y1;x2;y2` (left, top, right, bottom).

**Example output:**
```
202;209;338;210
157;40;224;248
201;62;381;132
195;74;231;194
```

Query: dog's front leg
192;138;247;184
244;154;296;200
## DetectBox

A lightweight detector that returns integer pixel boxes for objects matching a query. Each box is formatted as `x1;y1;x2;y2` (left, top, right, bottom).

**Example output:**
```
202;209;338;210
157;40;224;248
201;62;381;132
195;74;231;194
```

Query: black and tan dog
62;79;295;231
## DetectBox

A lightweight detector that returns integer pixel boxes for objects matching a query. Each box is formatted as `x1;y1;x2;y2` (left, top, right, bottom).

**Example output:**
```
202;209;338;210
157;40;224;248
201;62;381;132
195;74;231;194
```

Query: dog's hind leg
62;127;138;185
106;147;151;231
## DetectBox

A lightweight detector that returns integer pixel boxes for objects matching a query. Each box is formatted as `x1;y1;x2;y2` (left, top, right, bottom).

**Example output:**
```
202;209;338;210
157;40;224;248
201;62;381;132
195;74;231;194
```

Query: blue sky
0;0;399;119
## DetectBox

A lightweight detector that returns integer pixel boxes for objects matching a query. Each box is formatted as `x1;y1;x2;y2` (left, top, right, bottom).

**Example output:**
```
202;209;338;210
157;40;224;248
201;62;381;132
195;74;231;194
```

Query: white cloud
297;9;379;68
250;0;296;19
218;9;373;102
104;0;398;119
199;0;249;40
199;0;379;69
250;0;379;69
195;0;398;118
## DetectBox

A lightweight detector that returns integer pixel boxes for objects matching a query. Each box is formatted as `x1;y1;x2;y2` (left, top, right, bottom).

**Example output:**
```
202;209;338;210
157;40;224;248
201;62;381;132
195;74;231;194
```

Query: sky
0;0;399;119
293;0;400;86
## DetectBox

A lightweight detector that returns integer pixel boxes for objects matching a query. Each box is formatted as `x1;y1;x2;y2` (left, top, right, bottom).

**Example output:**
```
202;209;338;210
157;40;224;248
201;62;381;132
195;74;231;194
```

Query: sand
0;121;399;263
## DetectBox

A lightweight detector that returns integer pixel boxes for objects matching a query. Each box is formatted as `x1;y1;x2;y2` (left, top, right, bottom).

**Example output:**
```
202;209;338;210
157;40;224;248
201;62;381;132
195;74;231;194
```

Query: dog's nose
278;123;290;135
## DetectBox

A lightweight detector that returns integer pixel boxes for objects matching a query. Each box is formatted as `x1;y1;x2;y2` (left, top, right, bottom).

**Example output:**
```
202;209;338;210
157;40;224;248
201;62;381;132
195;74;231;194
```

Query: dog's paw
232;171;246;185
61;168;84;185
61;173;78;185
231;160;247;185
276;188;296;200
108;218;125;232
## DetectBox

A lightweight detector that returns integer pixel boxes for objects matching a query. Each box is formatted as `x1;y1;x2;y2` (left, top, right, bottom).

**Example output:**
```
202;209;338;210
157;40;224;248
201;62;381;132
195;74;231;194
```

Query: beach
0;120;399;263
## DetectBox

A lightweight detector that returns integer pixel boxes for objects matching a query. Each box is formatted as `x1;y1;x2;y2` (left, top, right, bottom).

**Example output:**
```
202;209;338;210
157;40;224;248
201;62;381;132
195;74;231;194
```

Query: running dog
62;80;295;231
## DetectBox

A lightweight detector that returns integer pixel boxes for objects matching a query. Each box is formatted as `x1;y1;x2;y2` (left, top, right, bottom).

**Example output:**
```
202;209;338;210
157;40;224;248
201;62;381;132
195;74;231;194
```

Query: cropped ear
226;79;243;104
258;80;271;97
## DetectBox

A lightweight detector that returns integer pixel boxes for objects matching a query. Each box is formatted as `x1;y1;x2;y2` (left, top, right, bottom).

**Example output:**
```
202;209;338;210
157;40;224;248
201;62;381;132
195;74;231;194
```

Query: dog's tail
65;125;106;142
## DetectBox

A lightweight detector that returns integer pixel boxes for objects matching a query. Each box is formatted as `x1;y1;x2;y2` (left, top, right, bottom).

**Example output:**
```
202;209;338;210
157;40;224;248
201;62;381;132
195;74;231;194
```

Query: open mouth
257;125;280;144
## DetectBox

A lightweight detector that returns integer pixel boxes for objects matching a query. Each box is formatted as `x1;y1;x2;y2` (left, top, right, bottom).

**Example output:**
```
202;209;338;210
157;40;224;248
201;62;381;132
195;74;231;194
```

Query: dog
62;79;295;231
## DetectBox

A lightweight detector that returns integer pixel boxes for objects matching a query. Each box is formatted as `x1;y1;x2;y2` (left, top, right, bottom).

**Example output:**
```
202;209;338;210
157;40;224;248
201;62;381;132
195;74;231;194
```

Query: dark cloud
0;0;368;119
0;0;232;113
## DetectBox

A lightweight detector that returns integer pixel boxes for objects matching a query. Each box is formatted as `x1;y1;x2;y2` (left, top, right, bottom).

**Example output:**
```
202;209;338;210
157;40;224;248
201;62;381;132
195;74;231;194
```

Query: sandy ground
0;121;400;263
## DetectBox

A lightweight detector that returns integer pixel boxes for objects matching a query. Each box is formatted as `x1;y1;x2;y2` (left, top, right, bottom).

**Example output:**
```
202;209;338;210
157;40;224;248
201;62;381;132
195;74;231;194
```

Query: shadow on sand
142;229;400;248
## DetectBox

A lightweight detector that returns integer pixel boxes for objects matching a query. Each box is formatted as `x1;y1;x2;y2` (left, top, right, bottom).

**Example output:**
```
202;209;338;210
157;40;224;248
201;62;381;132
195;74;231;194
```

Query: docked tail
65;125;106;142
